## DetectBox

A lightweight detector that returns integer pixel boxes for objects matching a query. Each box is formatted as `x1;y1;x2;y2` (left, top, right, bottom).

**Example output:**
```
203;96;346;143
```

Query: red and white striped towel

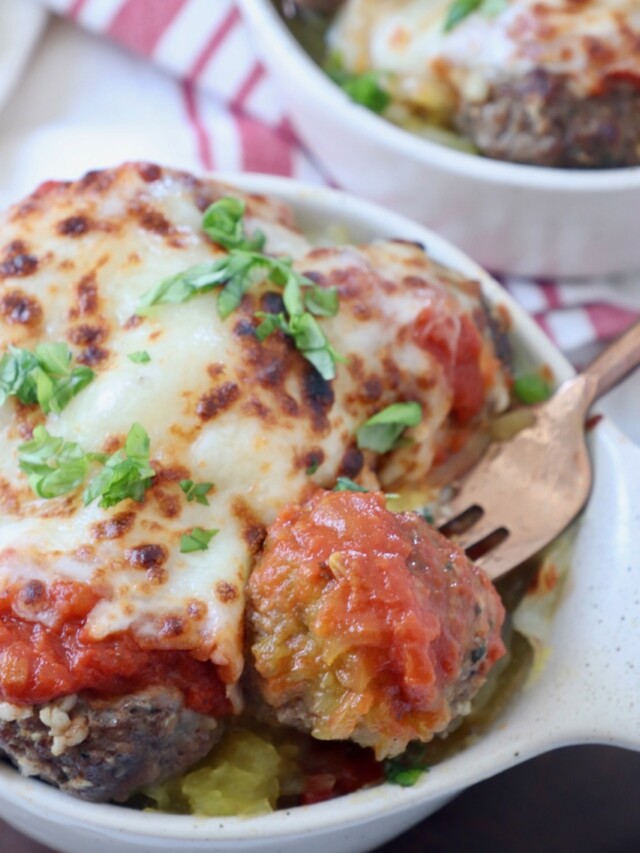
26;0;640;363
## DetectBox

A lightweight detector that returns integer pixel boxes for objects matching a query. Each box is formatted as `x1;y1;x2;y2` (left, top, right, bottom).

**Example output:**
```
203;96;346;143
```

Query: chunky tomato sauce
413;310;490;425
249;490;506;757
0;581;230;715
298;740;383;806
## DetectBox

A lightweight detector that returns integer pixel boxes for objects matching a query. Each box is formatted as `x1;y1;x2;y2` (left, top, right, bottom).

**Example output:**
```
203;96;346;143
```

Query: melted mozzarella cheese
0;164;507;693
331;0;640;113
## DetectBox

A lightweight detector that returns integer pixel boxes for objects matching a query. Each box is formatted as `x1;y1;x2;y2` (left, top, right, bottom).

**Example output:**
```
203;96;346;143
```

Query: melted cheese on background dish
0;163;507;711
331;0;640;117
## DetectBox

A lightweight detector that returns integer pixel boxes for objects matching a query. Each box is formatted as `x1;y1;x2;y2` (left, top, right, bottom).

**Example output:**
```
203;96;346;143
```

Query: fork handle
579;320;640;407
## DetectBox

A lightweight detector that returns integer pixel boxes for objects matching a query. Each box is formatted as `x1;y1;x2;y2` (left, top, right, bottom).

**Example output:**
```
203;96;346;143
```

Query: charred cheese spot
215;581;238;604
67;323;107;347
76;345;109;366
126;544;169;584
130;201;178;239
233;318;256;338
302;365;334;432
242;397;273;422
78;169;116;194
74;273;99;316
0;290;43;327
187;600;207;620
131;536;170;564
0;252;38;279
91;512;136;541
232;497;267;556
159;616;185;638
196;382;241;421
57;215;94;237
155;492;182;520
302;447;325;473
338;446;364;479
137;163;163;183
0;478;21;513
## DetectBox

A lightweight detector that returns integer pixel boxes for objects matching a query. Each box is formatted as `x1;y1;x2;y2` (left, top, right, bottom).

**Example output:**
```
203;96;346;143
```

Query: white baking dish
237;0;640;279
0;175;638;853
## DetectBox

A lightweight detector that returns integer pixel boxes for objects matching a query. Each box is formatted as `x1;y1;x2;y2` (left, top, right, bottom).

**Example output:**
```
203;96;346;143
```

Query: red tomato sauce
413;310;489;425
298;740;383;806
0;581;230;715
250;490;505;754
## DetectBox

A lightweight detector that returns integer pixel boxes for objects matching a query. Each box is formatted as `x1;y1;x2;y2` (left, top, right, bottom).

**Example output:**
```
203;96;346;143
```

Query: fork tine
451;518;508;554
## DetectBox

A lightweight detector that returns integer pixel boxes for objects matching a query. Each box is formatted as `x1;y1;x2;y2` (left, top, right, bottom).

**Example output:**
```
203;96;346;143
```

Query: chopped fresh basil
306;460;319;476
136;252;273;319
333;476;368;493
383;743;430;787
255;264;341;380
202;197;265;252
180;527;219;554
384;766;425;787
0;346;39;407
326;54;390;115
128;350;151;364
138;206;342;379
444;0;506;32
0;343;94;414
256;310;342;381
83;423;155;509
179;479;214;506
304;283;340;317
513;372;553;405
356;402;422;454
18;426;90;499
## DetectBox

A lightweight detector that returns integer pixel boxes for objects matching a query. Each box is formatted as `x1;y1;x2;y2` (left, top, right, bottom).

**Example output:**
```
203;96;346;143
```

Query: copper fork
438;321;640;581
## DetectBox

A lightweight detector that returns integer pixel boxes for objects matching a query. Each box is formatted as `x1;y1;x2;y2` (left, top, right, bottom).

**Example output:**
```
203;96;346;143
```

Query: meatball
0;687;222;802
456;70;640;169
248;490;505;759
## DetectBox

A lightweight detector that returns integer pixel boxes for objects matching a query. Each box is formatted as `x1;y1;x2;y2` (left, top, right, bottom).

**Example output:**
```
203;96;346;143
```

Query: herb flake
180;527;219;553
202;197;265;252
444;0;507;32
326;54;390;114
383;743;431;787
0;343;94;414
128;351;151;364
333;477;368;493
83;423;155;509
18;426;90;499
137;206;342;380
356;402;422;454
513;373;553;405
179;479;214;506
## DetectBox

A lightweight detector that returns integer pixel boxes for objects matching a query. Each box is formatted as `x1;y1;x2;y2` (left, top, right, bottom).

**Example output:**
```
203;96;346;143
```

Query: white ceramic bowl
238;0;640;279
0;175;639;853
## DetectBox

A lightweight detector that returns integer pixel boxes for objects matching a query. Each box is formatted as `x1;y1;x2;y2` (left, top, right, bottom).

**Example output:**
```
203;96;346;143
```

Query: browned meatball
456;70;640;169
0;687;222;802
248;490;506;759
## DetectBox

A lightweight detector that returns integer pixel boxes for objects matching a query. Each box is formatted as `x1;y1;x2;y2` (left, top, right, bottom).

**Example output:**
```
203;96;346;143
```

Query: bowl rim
0;172;582;842
238;0;640;192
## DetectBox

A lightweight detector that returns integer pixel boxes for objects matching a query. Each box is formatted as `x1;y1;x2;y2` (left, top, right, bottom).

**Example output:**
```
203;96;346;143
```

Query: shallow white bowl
238;0;640;279
0;175;639;853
